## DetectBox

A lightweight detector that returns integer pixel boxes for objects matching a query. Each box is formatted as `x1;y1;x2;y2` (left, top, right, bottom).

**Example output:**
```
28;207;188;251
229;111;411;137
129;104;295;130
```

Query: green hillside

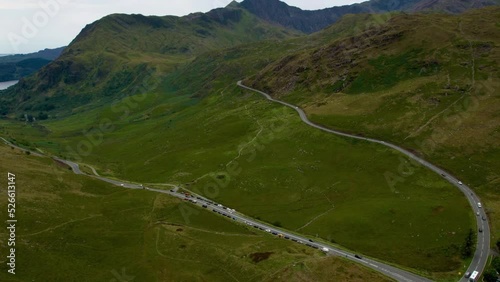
0;58;51;82
0;7;299;117
0;4;498;282
245;6;500;246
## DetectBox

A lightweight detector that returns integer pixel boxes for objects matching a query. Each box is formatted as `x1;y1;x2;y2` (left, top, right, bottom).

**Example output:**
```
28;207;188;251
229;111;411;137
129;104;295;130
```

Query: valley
0;0;499;281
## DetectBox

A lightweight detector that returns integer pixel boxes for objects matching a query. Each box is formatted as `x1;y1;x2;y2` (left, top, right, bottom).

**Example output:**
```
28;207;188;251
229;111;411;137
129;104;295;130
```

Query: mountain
0;47;65;63
0;47;65;82
3;0;499;116
0;58;52;82
244;6;500;99
238;0;500;33
0;6;298;116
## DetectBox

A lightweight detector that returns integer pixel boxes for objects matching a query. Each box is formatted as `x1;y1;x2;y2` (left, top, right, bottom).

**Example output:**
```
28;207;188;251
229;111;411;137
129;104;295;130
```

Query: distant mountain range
0;47;65;82
1;0;499;115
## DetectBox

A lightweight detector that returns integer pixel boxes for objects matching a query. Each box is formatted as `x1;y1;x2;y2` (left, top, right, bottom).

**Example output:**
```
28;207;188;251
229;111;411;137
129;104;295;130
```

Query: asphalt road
1;136;431;281
237;81;490;282
147;187;432;282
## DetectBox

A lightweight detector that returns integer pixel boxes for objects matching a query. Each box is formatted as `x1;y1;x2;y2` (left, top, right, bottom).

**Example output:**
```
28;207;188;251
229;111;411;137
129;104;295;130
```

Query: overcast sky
0;0;365;54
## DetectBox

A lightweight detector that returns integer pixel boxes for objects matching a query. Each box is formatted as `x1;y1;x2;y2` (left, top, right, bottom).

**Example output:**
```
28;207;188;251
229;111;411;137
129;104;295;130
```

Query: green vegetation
0;144;392;282
246;6;500;260
0;58;52;81
0;5;498;281
0;6;299;117
0;80;473;280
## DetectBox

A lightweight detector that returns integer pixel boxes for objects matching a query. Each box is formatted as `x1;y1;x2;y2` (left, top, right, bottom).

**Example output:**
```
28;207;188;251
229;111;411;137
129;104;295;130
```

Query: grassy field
256;8;500;249
0;79;474;280
0;144;394;282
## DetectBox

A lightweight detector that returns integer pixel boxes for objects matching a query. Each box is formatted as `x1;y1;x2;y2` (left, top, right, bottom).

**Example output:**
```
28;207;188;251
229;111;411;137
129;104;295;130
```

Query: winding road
1;80;489;282
237;81;490;282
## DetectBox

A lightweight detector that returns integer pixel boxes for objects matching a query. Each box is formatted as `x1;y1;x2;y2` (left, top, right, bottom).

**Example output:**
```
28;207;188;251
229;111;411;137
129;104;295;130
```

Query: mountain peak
239;0;500;33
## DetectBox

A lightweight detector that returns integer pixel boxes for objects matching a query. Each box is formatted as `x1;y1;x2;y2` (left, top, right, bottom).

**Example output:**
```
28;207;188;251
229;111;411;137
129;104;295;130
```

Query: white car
458;181;463;185
478;202;482;208
265;229;271;233
322;247;329;252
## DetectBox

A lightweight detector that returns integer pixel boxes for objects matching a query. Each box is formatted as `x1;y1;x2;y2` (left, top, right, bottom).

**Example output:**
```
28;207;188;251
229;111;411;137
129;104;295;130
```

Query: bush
492;257;500;273
272;221;282;227
483;268;498;282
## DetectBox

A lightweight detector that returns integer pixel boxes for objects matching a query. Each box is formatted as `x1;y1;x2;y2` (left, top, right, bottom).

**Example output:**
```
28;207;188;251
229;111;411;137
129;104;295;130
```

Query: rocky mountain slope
238;0;500;33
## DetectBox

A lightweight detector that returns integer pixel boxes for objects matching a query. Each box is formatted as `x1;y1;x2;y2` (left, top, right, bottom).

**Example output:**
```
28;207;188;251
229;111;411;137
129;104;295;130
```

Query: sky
0;0;365;54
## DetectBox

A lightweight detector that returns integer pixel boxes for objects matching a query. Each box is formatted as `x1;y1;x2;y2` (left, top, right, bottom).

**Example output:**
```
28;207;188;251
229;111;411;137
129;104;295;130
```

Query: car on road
464;272;471;278
308;239;313;243
476;211;480;216
202;205;207;208
479;227;483;233
482;216;487;221
120;184;124;186
322;247;329;252
478;202;482;208
354;254;362;259
265;229;271;233
458;181;463;185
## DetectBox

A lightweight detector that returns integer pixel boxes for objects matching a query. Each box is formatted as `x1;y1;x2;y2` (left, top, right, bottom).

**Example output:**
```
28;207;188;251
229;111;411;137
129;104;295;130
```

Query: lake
0;80;18;90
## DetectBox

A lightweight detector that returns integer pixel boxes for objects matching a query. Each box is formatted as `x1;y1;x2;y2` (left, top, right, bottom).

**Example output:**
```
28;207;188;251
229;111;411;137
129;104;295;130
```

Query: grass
0;8;495;281
0;144;393;282
0;81;474;279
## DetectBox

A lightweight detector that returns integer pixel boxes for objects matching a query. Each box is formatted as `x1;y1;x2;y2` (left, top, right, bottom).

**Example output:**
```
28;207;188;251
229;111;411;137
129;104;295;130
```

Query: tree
461;228;475;259
483;268;498;282
492;256;500;273
37;112;48;120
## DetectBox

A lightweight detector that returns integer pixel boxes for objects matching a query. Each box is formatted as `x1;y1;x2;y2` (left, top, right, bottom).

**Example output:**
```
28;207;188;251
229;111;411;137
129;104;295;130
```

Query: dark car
202;205;207;208
479;227;483;233
354;254;362;259
482;216;487;221
308;239;313;243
